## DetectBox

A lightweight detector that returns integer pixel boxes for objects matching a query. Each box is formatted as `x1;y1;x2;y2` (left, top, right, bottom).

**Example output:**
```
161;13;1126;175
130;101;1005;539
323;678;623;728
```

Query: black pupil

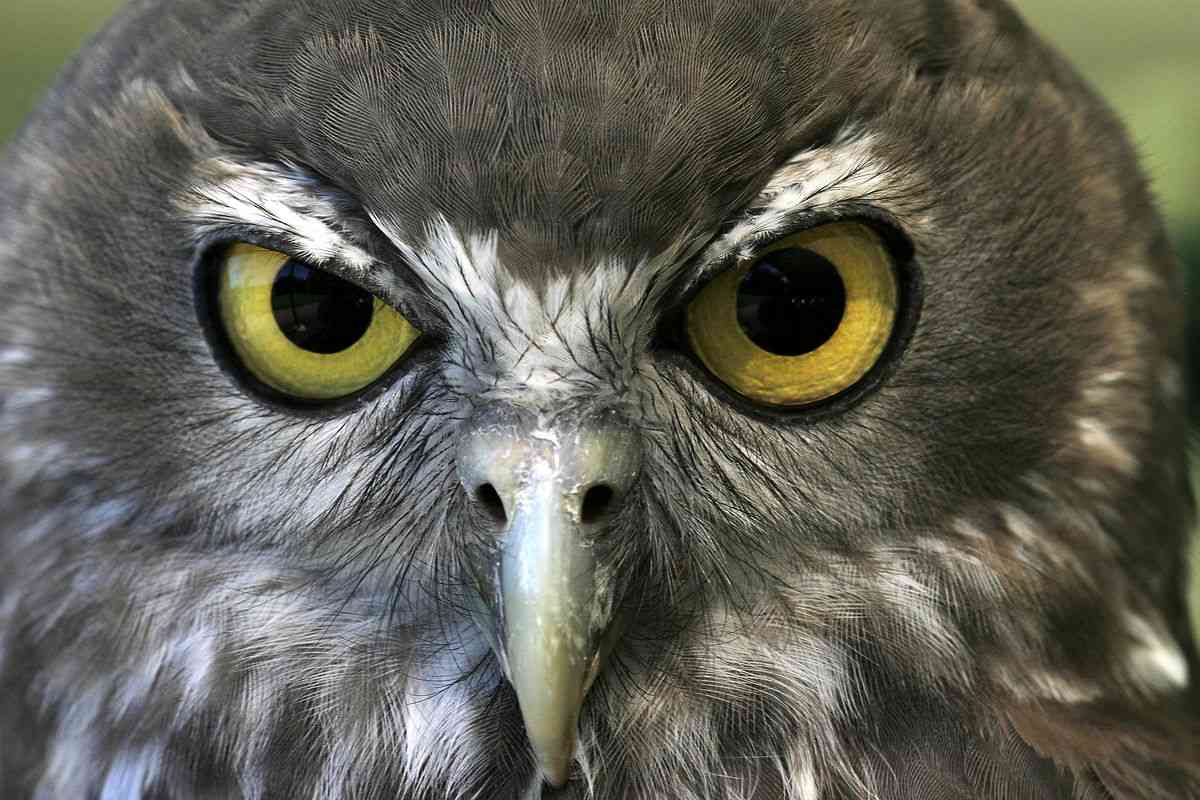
270;261;374;354
736;248;846;356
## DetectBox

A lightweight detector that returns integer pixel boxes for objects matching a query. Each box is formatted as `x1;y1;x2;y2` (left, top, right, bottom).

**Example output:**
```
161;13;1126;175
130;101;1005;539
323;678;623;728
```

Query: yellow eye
686;222;899;407
217;243;420;401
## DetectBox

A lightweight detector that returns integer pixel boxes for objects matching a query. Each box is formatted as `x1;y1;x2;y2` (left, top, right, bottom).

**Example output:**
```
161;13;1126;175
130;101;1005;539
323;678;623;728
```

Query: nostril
476;483;508;524
580;484;616;525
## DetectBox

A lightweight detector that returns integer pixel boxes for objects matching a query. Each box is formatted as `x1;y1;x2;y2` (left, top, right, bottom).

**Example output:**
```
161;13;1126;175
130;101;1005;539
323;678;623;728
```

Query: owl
1;0;1197;797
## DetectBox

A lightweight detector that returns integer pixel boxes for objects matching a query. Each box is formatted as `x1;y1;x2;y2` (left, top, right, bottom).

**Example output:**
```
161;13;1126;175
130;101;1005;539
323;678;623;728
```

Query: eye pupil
271;260;374;354
736;248;846;355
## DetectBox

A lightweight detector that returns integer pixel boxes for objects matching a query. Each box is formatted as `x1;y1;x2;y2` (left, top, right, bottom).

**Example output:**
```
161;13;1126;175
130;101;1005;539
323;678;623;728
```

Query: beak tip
526;719;578;788
539;754;573;788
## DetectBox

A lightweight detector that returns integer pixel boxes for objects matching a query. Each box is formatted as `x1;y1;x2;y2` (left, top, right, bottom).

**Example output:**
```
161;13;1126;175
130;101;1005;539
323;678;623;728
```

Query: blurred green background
1;2;1198;621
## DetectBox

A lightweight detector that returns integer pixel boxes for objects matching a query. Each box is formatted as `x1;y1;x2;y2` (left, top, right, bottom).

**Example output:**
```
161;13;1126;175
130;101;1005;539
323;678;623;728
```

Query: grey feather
1;1;1197;798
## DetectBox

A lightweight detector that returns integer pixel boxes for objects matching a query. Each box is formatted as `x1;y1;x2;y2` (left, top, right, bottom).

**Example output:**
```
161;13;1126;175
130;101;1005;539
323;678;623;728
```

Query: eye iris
735;248;846;356
270;260;374;354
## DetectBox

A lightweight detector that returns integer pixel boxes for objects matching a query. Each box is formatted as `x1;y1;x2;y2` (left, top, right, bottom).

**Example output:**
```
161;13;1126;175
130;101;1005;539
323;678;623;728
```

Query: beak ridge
500;478;602;786
458;406;639;788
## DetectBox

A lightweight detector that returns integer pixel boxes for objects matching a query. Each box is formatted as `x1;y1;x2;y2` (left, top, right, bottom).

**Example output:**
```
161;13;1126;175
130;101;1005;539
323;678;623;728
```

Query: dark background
2;0;1197;621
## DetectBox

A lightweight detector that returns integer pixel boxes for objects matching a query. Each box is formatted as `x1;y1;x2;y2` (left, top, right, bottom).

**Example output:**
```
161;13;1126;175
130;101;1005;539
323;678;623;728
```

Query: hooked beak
458;405;639;787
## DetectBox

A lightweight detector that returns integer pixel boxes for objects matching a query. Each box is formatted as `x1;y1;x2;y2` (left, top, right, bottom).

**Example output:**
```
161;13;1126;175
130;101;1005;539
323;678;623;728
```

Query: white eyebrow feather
178;133;910;314
675;130;922;300
719;132;907;257
179;157;376;274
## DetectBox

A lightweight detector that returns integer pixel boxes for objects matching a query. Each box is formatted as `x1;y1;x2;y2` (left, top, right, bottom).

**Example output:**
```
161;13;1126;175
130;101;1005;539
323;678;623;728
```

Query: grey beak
458;405;639;787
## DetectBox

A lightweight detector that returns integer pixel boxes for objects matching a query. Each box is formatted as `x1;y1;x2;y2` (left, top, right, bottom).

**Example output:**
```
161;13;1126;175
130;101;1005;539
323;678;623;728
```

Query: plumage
1;0;1197;798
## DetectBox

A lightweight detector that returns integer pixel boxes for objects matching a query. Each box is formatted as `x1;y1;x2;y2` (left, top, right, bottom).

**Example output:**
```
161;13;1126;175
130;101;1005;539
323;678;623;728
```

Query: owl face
1;1;1195;798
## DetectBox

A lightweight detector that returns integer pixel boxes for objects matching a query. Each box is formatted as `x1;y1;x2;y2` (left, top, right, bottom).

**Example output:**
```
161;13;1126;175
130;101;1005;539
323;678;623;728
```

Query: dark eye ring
685;222;899;408
214;243;421;402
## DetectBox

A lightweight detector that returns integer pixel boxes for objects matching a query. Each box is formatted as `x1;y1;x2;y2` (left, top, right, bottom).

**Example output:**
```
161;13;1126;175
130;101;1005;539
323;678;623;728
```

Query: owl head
1;1;1196;797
